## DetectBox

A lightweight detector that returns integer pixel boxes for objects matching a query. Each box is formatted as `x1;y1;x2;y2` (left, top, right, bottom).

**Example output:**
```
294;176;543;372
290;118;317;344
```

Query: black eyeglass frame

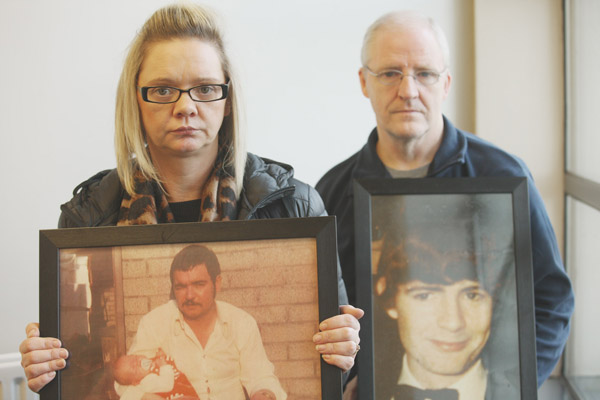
139;83;230;104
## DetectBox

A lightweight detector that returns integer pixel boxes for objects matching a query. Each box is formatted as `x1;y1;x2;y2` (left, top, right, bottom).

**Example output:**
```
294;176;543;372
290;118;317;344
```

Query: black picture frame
354;177;537;400
39;216;341;400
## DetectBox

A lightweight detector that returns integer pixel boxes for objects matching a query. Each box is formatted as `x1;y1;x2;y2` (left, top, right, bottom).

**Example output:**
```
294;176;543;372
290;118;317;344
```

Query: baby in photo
114;348;199;400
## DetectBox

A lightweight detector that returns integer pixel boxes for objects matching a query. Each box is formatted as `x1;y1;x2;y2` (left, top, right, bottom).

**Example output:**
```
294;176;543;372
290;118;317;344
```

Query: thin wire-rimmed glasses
363;66;446;86
139;82;229;104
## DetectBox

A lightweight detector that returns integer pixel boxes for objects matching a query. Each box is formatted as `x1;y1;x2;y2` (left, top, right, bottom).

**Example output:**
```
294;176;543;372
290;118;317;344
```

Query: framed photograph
354;177;537;400
39;217;341;400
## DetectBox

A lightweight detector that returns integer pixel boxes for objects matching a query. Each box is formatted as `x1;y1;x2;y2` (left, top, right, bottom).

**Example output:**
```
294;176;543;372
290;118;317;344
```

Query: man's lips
392;109;421;113
430;339;469;352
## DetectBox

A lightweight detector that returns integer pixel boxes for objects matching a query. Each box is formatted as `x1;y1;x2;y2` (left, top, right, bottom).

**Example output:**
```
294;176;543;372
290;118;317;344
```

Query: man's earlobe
443;71;452;99
359;68;370;98
386;308;399;319
215;274;222;292
375;276;386;295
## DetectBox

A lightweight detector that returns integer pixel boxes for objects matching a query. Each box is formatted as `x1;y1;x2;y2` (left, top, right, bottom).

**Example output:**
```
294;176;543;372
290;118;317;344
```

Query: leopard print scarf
117;154;238;225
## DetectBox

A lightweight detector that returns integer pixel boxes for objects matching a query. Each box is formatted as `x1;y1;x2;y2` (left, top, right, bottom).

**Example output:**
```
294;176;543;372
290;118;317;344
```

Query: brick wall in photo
119;238;321;399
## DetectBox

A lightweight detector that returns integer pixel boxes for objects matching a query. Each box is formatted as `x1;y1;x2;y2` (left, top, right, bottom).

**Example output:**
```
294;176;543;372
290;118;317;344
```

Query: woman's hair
115;2;246;196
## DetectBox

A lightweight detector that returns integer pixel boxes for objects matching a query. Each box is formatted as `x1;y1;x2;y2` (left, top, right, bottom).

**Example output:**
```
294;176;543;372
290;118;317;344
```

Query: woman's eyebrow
143;76;223;86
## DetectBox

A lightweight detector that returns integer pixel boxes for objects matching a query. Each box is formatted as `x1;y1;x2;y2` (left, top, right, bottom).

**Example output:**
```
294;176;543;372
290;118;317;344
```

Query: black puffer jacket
58;152;348;303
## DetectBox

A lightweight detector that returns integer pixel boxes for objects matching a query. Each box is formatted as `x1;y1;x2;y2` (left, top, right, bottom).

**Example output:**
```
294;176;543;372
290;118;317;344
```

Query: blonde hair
361;10;450;68
115;2;246;196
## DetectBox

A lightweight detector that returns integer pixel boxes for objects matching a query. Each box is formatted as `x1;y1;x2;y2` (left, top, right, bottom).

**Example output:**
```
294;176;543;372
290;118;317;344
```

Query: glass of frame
354;177;537;400
39;217;341;400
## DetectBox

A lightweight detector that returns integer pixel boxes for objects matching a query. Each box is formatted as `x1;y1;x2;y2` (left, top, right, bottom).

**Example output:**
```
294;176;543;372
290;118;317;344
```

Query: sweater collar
350;115;467;194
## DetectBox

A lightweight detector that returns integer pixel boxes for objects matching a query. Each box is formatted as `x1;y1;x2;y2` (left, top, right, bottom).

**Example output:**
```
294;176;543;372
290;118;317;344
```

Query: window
563;1;600;398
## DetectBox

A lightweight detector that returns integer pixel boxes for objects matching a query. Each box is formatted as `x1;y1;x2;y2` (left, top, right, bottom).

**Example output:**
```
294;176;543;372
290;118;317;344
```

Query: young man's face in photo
389;279;492;382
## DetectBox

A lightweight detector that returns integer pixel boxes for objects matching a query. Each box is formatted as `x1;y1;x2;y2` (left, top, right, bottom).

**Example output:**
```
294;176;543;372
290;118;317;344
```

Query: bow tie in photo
394;384;459;400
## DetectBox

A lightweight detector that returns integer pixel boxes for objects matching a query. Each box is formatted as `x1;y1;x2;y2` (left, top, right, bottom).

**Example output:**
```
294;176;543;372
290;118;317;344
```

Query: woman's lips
172;127;198;134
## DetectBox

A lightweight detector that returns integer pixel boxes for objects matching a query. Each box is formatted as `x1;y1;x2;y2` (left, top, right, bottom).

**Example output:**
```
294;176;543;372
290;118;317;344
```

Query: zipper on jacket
244;186;296;219
427;154;464;177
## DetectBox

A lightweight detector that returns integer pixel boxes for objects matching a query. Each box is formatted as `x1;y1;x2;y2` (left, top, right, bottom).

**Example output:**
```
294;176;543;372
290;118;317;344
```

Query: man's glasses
139;83;229;104
363;66;446;86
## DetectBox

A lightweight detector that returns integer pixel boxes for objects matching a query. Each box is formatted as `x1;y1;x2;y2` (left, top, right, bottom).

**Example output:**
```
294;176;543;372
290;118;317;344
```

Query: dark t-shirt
169;199;202;222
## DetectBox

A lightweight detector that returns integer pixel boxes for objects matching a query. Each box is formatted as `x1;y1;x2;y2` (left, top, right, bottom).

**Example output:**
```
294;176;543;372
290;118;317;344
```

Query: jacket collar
429;115;467;175
240;152;296;218
352;127;391;181
348;115;467;197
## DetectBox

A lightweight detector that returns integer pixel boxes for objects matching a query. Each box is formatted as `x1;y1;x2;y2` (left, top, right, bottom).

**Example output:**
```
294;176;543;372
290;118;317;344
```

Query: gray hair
360;10;450;68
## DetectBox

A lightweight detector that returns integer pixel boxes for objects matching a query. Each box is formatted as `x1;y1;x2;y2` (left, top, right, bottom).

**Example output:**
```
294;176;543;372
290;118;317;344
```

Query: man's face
359;24;451;145
172;264;221;321
388;279;492;383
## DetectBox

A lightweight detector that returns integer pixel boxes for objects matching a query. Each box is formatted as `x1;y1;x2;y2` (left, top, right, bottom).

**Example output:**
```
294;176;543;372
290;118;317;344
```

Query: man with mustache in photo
118;244;286;400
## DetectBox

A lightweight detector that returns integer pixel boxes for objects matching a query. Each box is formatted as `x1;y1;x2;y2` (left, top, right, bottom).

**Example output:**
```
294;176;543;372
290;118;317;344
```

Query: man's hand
19;322;69;392
250;389;277;400
313;305;364;371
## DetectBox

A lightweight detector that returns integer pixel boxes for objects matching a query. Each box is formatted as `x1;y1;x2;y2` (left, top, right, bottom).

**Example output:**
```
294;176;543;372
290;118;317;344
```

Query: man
316;10;574;388
119;244;286;400
375;234;516;400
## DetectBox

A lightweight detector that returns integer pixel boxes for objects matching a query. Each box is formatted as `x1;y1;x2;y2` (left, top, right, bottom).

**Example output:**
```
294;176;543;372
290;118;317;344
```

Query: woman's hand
313;305;364;371
19;323;69;392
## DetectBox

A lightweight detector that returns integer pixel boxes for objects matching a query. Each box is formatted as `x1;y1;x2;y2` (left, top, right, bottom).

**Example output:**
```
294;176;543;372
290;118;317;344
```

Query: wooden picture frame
39;217;341;399
354;177;537;400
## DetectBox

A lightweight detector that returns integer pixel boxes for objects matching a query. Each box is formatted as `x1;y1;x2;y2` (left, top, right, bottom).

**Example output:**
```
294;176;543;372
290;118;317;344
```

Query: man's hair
360;10;450;68
170;244;222;286
376;236;512;307
115;3;246;197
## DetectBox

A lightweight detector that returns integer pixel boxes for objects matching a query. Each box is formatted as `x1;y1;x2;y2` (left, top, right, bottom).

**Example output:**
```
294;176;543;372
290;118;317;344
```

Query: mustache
182;300;202;306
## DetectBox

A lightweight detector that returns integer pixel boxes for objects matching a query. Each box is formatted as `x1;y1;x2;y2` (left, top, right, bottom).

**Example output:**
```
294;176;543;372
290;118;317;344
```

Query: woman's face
137;38;229;163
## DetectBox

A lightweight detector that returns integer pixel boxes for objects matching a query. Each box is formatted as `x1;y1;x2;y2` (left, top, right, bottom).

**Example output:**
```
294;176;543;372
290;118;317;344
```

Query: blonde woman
20;3;362;396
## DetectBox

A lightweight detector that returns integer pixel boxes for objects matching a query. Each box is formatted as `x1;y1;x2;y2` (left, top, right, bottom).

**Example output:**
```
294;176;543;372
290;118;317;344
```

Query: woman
20;3;362;394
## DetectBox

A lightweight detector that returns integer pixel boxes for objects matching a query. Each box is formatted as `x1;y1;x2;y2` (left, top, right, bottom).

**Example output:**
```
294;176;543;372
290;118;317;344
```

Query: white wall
474;0;565;376
474;0;564;251
0;0;473;355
